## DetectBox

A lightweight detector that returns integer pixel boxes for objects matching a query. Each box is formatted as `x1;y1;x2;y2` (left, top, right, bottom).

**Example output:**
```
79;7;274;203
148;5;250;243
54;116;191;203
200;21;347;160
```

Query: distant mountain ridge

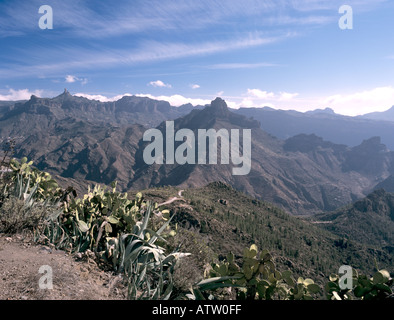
1;89;194;128
2;91;394;215
234;107;394;150
360;106;394;122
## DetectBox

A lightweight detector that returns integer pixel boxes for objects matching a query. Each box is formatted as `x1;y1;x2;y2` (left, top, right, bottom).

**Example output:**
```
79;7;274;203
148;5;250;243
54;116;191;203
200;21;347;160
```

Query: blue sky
1;0;394;115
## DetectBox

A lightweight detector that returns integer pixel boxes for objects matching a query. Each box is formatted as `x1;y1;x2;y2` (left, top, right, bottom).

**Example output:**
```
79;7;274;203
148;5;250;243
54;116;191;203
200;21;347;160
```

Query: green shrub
0;197;50;233
188;244;320;300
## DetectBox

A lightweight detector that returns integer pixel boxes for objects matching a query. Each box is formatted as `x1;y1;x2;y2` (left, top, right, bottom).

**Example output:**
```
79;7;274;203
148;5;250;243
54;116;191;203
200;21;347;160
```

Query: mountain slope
139;183;393;283
0;93;147;190
360;106;394;122
129;98;394;215
374;175;394;193
312;189;394;250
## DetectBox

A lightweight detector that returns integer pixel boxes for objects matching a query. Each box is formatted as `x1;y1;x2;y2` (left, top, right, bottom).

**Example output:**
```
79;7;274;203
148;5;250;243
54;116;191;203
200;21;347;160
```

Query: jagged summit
207;97;229;116
211;97;228;108
355;136;388;153
51;88;74;103
57;88;71;97
170;97;259;131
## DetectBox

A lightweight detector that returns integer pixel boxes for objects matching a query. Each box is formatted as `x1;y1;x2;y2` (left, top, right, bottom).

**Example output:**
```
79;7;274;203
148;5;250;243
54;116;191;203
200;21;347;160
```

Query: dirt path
157;189;184;207
0;233;127;300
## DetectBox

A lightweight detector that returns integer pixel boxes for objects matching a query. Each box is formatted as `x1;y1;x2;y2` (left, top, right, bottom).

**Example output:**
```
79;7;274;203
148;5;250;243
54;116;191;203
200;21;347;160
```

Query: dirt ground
0;232;128;300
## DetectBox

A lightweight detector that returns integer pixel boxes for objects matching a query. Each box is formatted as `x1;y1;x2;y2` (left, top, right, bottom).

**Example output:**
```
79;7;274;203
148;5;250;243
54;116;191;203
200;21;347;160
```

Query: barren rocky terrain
0;233;127;300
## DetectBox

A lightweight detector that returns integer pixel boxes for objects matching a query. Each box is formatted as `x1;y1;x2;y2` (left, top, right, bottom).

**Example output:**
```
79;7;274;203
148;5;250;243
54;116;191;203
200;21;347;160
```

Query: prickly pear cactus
192;244;320;300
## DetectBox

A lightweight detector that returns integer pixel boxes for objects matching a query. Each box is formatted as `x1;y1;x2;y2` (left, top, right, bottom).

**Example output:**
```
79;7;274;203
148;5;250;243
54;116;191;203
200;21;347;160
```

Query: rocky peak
355;137;388;154
53;88;73;102
29;95;39;102
207;97;229;116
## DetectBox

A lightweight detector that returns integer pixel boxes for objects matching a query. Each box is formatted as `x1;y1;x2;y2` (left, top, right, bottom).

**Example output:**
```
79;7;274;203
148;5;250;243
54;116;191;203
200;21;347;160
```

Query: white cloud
247;89;276;100
245;89;300;103
190;84;200;89
278;92;299;101
74;92;211;106
74;93;132;102
148;80;172;88
74;93;111;102
231;86;394;116
217;88;301;109
65;75;88;85
320;86;394;116
65;75;77;83
229;97;274;109
0;88;43;101
135;94;211;106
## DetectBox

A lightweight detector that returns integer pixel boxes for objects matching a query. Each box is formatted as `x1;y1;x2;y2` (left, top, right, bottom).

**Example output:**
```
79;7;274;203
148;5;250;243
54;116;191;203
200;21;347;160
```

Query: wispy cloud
190;84;200;89
1;0;385;80
208;62;278;70
0;32;288;79
1;0;368;39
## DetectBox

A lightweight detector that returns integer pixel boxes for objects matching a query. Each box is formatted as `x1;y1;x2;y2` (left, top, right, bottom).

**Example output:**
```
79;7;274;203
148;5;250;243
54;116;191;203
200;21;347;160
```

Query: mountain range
1;90;394;215
235;106;394;150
